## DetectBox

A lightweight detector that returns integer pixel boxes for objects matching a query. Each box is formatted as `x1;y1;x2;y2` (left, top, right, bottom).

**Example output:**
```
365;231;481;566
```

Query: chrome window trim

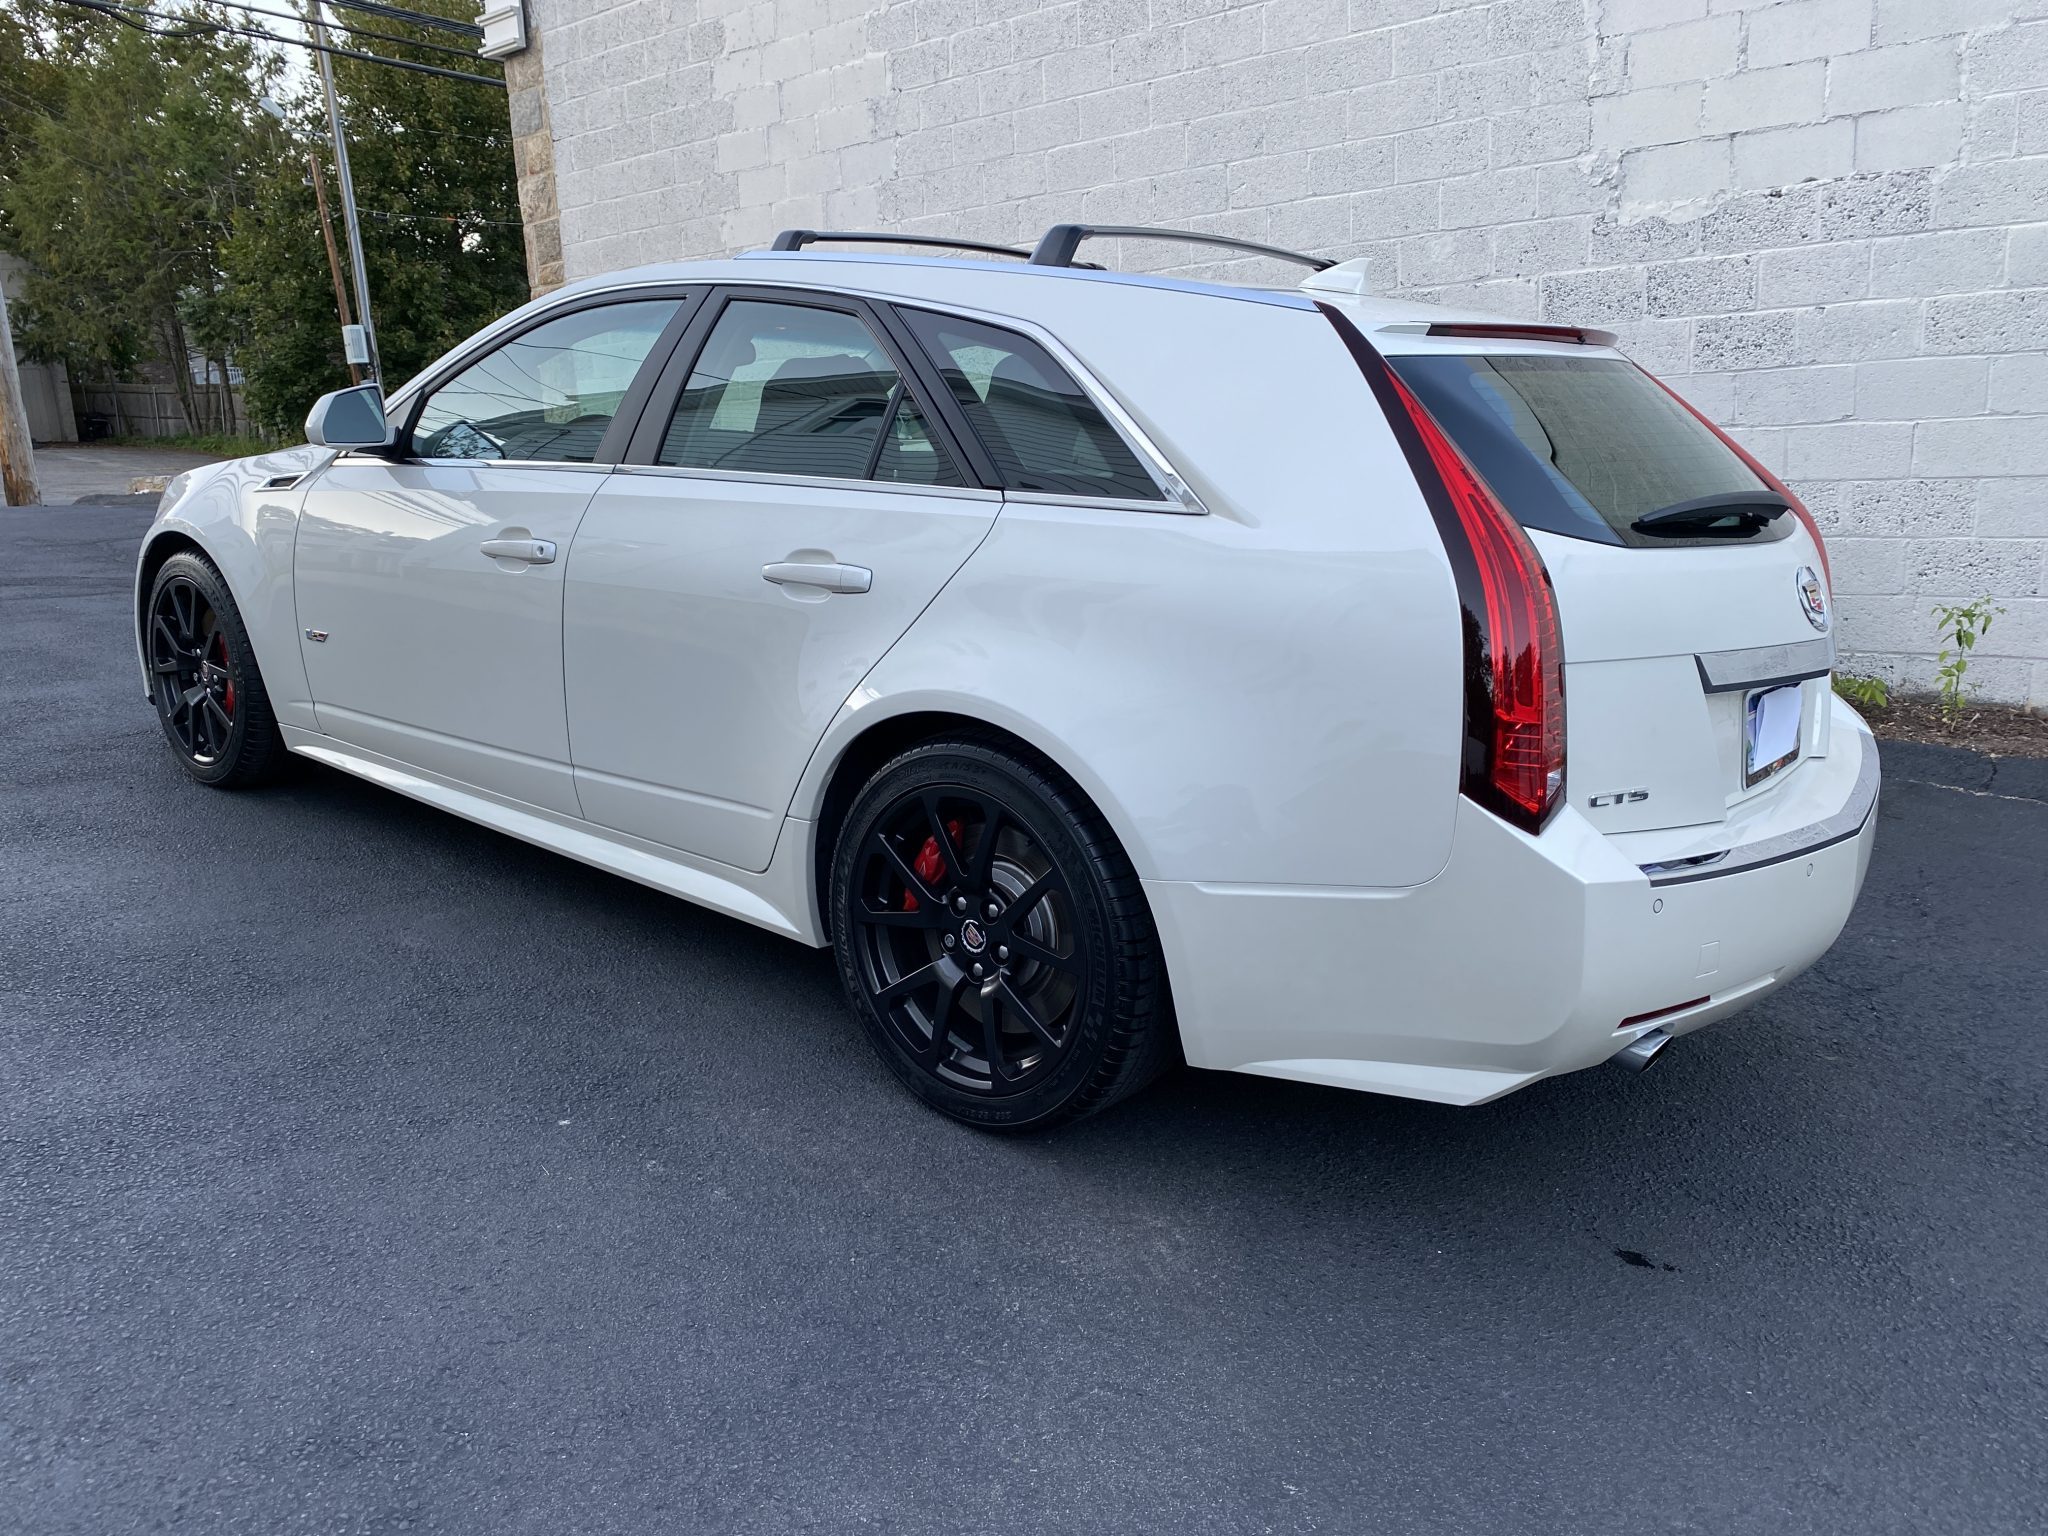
612;461;1003;502
1001;490;1195;515
329;454;621;473
381;273;1208;514
409;458;618;473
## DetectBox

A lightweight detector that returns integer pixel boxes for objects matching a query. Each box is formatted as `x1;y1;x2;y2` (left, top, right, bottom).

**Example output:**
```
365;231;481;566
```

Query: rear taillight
1317;304;1566;836
1386;373;1566;832
1641;367;1831;593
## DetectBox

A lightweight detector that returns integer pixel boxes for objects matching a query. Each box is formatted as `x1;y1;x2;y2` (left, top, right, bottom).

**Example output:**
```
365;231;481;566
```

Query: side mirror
305;384;396;451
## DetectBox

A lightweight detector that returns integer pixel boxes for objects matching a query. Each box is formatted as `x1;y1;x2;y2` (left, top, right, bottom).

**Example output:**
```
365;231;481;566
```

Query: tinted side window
898;309;1162;500
657;300;964;486
412;299;680;463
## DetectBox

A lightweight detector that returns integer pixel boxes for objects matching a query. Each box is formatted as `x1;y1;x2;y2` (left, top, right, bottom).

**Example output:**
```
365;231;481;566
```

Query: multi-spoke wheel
832;739;1172;1129
145;552;284;787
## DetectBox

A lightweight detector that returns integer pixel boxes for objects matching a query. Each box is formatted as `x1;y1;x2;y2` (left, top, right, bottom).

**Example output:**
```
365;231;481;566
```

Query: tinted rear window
899;309;1163;500
1387;355;1788;548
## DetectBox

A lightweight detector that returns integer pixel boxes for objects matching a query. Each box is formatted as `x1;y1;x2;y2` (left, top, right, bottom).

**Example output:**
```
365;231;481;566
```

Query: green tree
222;0;526;435
0;0;275;433
0;0;526;440
0;3;67;183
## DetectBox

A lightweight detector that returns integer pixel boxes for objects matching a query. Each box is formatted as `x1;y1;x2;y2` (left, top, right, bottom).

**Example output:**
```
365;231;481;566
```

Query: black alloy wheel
146;553;285;787
832;739;1171;1129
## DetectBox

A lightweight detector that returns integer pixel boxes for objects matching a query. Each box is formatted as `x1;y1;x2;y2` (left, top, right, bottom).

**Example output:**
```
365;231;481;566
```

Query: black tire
144;552;287;788
830;738;1172;1131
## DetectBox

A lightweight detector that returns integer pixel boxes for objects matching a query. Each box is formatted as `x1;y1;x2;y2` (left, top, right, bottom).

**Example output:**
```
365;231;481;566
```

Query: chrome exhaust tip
1611;1028;1673;1074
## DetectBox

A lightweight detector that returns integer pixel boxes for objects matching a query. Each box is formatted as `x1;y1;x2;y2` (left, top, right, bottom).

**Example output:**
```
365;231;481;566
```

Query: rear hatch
1378;333;1835;838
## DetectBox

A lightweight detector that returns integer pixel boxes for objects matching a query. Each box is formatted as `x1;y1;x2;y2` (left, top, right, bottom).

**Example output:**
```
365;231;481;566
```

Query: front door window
410;299;681;463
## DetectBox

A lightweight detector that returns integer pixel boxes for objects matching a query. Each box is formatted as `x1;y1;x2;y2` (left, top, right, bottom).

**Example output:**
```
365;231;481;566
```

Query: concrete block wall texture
522;0;2048;705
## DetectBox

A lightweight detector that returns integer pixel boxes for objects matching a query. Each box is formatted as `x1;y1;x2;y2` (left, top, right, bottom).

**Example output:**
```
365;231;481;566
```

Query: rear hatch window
1386;355;1792;549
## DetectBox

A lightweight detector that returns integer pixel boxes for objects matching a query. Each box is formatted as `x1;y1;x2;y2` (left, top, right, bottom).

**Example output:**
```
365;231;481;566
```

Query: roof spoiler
1361;318;1621;348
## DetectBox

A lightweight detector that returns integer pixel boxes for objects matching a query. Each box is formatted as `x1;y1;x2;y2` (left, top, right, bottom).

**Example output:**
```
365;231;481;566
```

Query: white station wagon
137;224;1879;1129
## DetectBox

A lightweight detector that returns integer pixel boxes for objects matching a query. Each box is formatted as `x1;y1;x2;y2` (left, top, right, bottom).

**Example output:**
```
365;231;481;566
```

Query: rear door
294;293;693;813
561;289;1000;872
1381;339;1835;835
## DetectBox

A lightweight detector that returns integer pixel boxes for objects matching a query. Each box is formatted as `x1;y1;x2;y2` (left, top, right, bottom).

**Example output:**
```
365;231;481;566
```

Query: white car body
137;247;1878;1108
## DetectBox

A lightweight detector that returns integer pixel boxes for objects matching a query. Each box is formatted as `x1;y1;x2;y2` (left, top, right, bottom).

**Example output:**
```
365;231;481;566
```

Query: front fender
135;446;330;730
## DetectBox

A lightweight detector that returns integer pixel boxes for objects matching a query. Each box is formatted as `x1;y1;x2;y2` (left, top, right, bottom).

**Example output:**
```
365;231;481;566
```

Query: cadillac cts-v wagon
136;224;1878;1129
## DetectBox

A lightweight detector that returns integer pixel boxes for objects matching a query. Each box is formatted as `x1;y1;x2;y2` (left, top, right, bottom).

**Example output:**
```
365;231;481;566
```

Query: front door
563;293;1000;872
294;295;689;814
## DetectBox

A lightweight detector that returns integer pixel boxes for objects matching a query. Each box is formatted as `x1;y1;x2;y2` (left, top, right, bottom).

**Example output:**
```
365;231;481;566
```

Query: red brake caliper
214;634;235;716
902;819;963;911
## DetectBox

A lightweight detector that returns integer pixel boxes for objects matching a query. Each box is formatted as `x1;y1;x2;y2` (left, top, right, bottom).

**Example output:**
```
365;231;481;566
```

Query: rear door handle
762;560;871;595
480;538;557;564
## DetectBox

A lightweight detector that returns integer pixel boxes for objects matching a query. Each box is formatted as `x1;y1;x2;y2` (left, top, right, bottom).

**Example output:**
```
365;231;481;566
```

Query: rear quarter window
1387;354;1790;549
899;309;1163;501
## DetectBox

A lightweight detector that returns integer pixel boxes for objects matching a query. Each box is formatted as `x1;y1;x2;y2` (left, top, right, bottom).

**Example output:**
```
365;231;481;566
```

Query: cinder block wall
527;0;2048;704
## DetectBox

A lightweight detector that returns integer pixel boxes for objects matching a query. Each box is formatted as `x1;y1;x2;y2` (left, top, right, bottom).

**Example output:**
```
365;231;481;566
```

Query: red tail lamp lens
1384;371;1566;834
1641;367;1831;593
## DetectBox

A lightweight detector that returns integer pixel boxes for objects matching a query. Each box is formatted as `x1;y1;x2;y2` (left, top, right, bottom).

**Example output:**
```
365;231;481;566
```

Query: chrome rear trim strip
1642;744;1879;887
1695;634;1836;694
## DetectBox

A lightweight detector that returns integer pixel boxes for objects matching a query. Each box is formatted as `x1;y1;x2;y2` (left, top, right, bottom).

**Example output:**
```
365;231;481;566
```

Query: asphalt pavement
4;502;2045;1535
22;445;226;504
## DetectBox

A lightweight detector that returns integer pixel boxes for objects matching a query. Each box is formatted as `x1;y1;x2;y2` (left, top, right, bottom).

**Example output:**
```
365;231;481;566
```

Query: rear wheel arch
808;710;1155;949
827;736;1176;1128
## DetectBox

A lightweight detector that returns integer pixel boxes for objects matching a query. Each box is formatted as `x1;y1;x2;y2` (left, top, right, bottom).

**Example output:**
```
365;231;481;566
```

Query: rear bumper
1145;700;1879;1105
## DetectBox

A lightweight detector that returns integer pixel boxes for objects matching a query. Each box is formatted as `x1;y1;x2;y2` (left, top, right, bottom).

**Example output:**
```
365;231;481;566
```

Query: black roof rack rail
768;229;1034;261
1028;224;1336;272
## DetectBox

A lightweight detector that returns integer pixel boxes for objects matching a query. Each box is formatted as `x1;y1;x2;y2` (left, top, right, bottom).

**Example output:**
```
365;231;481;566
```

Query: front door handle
480;537;557;564
762;560;872;595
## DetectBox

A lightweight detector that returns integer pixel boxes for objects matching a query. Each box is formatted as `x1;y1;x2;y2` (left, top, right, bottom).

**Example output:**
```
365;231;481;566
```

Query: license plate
1744;684;1802;787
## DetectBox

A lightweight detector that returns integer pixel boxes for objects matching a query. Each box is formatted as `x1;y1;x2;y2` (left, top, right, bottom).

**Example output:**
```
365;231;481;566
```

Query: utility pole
303;0;380;383
0;280;41;507
308;155;363;386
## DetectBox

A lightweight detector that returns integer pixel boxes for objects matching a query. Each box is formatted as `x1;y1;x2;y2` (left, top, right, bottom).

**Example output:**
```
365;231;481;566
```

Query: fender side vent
262;473;304;491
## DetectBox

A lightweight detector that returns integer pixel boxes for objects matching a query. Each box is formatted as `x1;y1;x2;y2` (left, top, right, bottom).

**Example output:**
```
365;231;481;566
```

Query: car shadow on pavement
279;750;1856;1273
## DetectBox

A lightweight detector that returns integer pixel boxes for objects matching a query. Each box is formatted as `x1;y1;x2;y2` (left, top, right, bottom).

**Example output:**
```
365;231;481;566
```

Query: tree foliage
0;1;274;432
0;0;527;439
222;0;527;433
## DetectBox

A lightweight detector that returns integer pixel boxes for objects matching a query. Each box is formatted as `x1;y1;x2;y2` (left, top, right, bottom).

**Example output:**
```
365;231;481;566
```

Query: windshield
1387;354;1789;548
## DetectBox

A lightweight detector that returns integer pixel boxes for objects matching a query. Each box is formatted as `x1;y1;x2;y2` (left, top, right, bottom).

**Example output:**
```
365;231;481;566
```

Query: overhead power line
324;0;481;41
47;0;506;88
183;0;490;63
361;207;521;226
